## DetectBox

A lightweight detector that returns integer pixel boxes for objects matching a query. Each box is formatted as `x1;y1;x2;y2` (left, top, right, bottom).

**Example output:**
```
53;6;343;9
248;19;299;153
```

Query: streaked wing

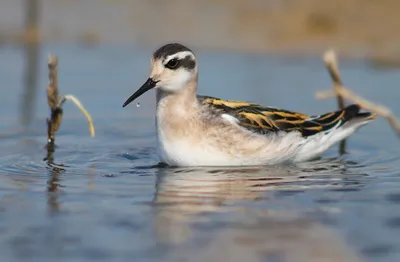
198;95;360;137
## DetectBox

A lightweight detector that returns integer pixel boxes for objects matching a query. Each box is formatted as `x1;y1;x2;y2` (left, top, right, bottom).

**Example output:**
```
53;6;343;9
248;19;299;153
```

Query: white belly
157;136;236;166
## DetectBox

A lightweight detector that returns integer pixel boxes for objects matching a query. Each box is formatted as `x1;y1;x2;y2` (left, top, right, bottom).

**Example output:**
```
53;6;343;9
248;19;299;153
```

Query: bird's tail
294;105;376;162
341;104;376;128
321;104;375;148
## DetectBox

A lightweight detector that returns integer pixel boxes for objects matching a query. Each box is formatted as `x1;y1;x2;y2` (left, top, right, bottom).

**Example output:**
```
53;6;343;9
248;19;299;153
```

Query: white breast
155;97;234;166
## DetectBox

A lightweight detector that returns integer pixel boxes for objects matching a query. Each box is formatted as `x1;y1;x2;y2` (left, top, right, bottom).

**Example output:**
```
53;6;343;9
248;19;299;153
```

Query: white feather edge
221;114;240;124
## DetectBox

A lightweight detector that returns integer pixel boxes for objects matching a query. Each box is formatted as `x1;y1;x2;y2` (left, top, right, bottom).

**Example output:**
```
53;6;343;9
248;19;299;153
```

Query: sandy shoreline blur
1;0;399;66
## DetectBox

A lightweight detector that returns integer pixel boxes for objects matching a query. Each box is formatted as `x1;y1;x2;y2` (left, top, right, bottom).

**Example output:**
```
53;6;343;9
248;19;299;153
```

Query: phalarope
123;43;376;167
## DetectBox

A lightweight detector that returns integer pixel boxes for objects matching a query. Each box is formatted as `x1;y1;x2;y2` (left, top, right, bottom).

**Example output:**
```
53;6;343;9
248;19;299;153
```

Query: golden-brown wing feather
198;96;373;137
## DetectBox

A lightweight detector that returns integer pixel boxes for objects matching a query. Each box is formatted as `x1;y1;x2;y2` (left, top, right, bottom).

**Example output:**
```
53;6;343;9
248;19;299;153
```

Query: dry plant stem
323;49;346;153
316;88;400;137
44;54;96;166
46;54;63;148
323;50;345;109
47;55;59;110
61;95;95;137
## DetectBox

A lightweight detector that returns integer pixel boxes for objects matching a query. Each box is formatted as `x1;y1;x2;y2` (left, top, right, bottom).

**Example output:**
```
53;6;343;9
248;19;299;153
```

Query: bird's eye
165;58;179;69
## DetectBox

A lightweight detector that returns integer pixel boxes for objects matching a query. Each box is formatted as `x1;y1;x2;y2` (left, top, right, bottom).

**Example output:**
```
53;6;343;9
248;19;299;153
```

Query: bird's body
123;43;375;167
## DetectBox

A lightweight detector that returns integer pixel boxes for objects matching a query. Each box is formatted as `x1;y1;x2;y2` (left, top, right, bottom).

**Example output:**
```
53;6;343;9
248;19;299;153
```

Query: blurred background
3;0;400;56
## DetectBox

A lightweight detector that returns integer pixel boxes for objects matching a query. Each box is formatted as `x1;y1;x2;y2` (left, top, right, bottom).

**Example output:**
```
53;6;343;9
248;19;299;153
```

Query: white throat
159;71;192;93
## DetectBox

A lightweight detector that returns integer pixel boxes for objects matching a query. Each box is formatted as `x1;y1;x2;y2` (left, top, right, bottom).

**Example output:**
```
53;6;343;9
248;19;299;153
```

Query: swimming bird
122;43;375;167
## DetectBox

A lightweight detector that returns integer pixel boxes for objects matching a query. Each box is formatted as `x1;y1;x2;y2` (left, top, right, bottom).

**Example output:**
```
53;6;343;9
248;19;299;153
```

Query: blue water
0;45;399;262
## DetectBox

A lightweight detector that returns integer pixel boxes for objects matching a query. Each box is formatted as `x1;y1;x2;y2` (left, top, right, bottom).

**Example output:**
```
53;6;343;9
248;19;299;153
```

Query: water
0;45;399;262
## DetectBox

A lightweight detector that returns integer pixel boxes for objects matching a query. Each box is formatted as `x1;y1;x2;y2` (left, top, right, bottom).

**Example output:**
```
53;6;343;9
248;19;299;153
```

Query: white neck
156;78;198;110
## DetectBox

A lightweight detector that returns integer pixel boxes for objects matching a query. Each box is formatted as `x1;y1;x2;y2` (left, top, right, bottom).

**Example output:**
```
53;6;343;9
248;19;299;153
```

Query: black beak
122;78;158;108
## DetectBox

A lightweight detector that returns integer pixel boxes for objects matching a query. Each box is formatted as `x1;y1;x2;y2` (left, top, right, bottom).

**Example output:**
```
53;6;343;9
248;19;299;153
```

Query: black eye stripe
164;55;196;70
181;55;196;70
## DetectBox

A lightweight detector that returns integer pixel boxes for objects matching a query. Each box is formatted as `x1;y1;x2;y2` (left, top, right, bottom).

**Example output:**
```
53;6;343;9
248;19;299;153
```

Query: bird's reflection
151;158;364;261
153;158;355;218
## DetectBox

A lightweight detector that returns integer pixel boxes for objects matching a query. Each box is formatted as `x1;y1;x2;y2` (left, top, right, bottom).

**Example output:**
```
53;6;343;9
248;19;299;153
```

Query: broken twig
316;50;400;138
45;54;95;154
46;54;63;149
323;50;345;109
